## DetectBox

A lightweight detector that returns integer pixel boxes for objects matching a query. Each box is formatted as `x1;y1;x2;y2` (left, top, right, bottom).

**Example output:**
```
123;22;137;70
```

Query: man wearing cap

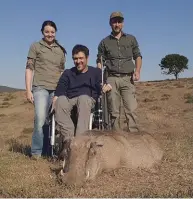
96;11;142;133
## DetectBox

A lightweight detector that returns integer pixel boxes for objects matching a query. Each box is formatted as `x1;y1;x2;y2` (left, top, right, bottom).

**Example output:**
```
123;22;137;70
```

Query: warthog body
60;130;163;186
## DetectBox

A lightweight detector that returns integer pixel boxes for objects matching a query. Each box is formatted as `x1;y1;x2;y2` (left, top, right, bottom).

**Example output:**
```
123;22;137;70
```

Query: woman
25;20;67;160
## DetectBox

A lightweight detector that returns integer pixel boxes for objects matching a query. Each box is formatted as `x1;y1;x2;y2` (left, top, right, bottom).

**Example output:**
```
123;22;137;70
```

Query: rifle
96;56;111;130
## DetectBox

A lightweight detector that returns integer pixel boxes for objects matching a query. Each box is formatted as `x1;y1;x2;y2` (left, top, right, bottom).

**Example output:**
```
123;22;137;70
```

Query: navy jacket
55;66;102;100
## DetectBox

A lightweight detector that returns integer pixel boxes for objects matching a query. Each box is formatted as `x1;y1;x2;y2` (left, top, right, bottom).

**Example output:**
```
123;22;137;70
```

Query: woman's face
42;25;56;44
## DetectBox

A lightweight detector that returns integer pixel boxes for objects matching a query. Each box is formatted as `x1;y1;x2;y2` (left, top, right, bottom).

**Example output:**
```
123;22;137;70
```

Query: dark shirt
54;66;102;100
96;32;142;74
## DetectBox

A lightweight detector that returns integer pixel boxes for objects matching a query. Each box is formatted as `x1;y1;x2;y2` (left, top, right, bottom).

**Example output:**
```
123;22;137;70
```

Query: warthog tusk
62;159;66;169
86;171;90;179
60;159;66;177
60;169;64;176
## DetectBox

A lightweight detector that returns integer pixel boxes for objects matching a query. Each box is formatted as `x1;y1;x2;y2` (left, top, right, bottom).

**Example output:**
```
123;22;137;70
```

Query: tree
159;54;188;80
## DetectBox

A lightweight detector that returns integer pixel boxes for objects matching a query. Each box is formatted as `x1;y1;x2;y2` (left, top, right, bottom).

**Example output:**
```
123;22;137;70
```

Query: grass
149;106;162;110
1;101;11;106
22;128;33;135
4;93;16;100
7;138;31;156
184;93;193;103
1;126;193;197
0;105;9;108
143;97;157;102
0;77;193;197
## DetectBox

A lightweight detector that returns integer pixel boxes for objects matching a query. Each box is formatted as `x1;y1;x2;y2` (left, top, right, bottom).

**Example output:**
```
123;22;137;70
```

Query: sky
0;0;192;89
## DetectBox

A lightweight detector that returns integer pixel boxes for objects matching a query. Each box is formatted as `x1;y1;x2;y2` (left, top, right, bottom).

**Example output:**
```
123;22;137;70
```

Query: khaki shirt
96;32;142;74
27;39;66;90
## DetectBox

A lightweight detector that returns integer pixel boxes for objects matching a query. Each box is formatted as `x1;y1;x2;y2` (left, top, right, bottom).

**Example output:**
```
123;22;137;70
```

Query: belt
108;73;133;77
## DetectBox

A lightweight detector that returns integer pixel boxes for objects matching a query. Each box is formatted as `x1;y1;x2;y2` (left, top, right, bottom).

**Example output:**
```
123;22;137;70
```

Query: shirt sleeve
55;70;69;96
27;43;37;60
132;36;142;60
26;43;37;70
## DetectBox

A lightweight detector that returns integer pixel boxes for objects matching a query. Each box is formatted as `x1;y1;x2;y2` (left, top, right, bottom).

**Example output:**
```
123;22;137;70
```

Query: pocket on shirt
105;46;115;58
53;49;63;65
39;48;49;54
38;48;50;62
39;47;61;65
53;48;62;55
122;45;132;58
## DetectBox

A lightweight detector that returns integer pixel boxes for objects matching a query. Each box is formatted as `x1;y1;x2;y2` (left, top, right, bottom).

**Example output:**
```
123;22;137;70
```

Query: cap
110;11;124;20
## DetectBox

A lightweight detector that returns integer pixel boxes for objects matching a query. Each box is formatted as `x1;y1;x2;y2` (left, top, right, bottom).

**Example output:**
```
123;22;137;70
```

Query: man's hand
51;96;58;112
133;56;142;81
133;71;140;81
102;84;112;93
97;62;102;69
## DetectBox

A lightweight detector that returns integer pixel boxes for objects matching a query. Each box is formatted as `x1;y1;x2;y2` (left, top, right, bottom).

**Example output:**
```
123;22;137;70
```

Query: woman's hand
26;90;34;104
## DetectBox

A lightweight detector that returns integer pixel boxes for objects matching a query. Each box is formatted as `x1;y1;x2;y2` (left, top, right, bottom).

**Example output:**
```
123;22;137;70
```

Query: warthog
59;130;163;186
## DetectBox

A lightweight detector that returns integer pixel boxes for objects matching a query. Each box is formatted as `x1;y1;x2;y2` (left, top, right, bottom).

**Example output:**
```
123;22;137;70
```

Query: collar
110;31;127;39
39;39;58;48
71;66;89;76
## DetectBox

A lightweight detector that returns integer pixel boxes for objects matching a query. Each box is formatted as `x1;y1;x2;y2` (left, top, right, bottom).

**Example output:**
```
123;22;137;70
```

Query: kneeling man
52;44;111;142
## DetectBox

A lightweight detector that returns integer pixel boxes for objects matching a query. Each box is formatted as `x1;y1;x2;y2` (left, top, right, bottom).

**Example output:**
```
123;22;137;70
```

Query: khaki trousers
54;95;95;140
106;75;139;132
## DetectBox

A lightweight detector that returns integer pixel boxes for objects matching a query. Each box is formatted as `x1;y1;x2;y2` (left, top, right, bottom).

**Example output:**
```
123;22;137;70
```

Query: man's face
110;17;124;34
73;52;88;72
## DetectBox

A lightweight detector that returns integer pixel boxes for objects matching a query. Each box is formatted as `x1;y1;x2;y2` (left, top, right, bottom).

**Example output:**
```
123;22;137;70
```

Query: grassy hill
0;78;193;197
0;86;24;93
